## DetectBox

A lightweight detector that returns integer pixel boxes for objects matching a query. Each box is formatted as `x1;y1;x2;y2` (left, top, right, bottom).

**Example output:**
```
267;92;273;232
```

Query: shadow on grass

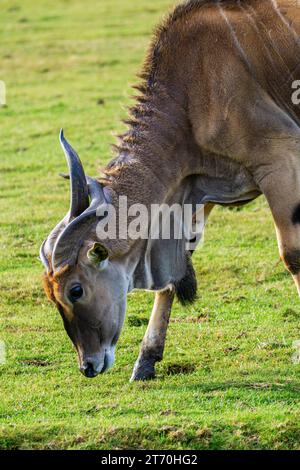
0;426;63;450
161;377;300;397
1;419;299;450
1;374;299;450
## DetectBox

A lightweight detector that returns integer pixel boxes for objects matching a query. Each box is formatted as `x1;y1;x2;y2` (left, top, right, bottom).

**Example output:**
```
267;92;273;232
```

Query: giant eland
40;0;300;380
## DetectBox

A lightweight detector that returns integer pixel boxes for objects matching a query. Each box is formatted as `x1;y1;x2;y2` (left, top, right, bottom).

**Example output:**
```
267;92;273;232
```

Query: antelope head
40;131;128;378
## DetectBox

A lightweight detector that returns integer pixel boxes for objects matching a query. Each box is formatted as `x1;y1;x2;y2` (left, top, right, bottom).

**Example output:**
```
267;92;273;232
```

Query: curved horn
52;179;107;272
39;130;89;272
60;173;106;208
39;214;70;272
86;176;106;209
40;240;51;272
59;129;89;220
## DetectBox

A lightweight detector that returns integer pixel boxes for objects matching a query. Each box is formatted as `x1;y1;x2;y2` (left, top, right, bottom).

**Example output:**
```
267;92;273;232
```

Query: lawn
0;0;300;450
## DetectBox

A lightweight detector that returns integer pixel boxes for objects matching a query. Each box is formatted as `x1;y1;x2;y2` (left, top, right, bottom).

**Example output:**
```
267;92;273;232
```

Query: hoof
130;358;156;382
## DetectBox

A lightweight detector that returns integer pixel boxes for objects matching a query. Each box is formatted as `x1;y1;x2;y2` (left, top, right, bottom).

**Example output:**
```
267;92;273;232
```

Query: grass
0;0;300;450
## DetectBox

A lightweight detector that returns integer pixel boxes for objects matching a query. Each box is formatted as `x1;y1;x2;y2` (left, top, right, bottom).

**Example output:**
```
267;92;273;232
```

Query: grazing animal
40;0;300;380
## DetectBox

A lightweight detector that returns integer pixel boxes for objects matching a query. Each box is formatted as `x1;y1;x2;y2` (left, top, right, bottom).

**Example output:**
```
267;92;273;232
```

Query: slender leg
130;203;214;382
130;288;175;381
256;159;300;295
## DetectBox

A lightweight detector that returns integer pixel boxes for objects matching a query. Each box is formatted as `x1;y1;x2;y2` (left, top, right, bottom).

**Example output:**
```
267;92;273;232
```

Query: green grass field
1;0;300;450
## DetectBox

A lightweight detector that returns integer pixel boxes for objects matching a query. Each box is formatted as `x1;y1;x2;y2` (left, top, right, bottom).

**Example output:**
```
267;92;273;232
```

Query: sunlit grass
0;0;300;450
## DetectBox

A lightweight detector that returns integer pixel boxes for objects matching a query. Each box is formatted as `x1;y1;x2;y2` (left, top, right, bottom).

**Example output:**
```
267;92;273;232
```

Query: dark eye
69;284;83;303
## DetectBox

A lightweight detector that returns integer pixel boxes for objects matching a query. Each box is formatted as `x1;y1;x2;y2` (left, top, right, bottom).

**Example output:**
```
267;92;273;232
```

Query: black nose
83;362;97;378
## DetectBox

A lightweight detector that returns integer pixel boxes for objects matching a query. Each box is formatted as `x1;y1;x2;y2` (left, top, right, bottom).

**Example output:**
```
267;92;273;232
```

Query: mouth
82;362;99;378
80;349;115;378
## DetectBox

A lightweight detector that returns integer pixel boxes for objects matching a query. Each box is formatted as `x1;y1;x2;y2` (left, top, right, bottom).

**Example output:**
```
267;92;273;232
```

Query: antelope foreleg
257;161;300;295
130;288;175;381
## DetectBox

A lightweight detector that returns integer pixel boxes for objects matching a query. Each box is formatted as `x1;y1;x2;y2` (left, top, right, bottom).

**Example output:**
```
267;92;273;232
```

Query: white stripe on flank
245;4;284;70
269;0;298;39
217;2;251;70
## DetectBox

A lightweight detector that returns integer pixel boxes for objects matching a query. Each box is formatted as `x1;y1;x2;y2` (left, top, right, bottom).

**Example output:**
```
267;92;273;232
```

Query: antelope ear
87;242;109;270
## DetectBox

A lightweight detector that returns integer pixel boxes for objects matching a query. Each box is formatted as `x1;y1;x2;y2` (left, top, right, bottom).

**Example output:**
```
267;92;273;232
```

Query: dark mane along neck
114;82;187;158
101;0;234;202
101;76;191;206
100;1;211;190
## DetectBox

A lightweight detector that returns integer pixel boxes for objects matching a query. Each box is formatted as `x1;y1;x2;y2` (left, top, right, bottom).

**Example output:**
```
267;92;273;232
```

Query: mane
101;0;249;183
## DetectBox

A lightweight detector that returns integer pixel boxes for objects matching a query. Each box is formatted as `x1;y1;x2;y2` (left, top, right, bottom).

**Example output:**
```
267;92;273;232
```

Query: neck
95;83;197;292
103;82;194;208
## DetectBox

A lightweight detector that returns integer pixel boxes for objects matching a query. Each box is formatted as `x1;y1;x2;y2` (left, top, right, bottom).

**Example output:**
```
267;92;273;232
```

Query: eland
40;0;300;380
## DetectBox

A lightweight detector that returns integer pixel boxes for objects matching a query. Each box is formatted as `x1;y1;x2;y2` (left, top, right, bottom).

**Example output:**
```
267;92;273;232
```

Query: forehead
43;266;69;296
43;257;95;298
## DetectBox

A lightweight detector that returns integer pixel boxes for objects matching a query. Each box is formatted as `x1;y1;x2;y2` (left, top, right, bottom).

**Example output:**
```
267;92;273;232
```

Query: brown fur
99;0;300;296
101;1;300;202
